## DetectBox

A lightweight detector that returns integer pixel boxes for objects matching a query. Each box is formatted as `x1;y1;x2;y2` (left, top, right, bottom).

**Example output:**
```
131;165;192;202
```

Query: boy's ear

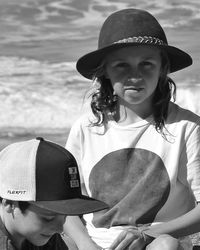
104;72;109;79
2;199;15;213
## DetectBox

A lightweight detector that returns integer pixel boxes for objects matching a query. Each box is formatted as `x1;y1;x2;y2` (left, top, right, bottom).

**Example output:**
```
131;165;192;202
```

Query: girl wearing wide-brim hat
64;8;200;250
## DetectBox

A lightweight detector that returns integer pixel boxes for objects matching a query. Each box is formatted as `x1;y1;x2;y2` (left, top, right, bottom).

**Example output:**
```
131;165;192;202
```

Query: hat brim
29;195;108;215
76;43;192;79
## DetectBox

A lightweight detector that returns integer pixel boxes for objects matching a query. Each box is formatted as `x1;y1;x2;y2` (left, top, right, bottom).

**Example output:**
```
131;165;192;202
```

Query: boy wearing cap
0;137;107;250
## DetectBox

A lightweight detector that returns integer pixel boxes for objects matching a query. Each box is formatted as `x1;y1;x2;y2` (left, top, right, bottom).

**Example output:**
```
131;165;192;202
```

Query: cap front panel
0;139;39;200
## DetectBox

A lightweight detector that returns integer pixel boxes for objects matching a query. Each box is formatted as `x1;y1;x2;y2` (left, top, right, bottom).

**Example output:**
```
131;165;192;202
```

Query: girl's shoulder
168;102;200;125
72;112;96;127
71;112;107;135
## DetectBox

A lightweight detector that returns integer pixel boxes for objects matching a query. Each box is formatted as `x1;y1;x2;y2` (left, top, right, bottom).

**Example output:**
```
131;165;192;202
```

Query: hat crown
98;9;168;49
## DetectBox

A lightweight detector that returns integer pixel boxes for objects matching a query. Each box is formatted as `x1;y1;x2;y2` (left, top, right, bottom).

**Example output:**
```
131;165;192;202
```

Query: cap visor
29;195;108;215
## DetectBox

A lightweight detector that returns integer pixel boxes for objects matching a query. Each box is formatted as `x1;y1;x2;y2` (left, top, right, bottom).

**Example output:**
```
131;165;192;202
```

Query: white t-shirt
66;102;200;249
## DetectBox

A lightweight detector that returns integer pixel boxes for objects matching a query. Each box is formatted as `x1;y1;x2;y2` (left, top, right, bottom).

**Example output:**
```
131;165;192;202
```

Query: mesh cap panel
0;139;39;200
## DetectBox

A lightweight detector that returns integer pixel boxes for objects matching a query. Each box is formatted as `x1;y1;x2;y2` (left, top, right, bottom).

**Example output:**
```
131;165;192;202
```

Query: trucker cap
0;137;108;215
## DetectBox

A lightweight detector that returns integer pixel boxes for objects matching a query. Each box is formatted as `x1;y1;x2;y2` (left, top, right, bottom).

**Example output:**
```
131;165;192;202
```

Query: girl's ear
2;199;15;213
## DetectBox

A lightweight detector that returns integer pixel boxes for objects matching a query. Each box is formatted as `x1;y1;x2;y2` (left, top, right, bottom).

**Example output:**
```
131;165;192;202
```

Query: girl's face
105;46;162;111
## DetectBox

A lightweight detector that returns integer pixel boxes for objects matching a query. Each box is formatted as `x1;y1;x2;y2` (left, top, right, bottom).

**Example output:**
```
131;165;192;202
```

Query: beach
0;131;69;150
0;0;200;247
0;0;200;150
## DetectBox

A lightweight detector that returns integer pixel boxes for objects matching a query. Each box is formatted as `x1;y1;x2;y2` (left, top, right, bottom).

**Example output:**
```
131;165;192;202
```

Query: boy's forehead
28;202;59;216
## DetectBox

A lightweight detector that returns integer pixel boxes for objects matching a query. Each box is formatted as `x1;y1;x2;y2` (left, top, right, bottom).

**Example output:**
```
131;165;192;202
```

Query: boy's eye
117;62;127;67
41;216;55;222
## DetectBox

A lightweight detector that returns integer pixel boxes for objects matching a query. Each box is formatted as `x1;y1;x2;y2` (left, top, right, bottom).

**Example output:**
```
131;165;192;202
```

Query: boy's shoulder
0;219;15;250
22;234;69;250
0;236;15;250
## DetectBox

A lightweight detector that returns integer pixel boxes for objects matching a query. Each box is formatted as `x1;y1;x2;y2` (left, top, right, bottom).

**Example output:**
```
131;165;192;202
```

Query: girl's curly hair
90;50;176;133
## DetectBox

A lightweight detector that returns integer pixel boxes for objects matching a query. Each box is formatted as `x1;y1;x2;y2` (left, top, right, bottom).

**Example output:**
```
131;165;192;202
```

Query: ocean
0;0;200;149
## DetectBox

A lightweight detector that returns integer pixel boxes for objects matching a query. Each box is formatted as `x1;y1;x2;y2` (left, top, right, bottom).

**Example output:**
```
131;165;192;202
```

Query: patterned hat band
113;36;166;45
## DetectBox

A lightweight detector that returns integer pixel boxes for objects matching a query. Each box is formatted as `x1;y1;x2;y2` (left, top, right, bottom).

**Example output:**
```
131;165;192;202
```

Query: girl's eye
141;61;154;68
112;62;128;69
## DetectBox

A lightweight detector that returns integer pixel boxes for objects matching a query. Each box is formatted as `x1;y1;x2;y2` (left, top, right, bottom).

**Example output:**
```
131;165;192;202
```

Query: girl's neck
114;99;153;126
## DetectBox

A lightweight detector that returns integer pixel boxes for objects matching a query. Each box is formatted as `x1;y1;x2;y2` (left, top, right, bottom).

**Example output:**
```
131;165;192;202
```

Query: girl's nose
128;65;141;79
127;77;142;85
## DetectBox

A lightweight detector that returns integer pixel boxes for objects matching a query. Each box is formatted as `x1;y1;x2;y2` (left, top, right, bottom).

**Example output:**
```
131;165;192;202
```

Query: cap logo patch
7;190;26;195
70;180;80;188
69;167;77;174
68;167;80;188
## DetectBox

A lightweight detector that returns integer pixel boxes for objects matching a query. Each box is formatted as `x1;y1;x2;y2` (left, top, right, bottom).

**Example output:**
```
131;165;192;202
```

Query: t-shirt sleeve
183;123;200;201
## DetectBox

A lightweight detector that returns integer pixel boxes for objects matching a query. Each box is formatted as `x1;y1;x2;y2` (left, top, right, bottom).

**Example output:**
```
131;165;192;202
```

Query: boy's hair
0;197;30;213
18;201;30;212
90;50;176;134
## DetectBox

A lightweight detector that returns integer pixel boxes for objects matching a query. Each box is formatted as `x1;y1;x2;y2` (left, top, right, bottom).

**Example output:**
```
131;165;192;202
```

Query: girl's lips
124;86;144;91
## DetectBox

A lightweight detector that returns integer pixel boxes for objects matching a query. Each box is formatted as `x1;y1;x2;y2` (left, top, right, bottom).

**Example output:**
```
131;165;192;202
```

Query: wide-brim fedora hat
76;8;192;80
